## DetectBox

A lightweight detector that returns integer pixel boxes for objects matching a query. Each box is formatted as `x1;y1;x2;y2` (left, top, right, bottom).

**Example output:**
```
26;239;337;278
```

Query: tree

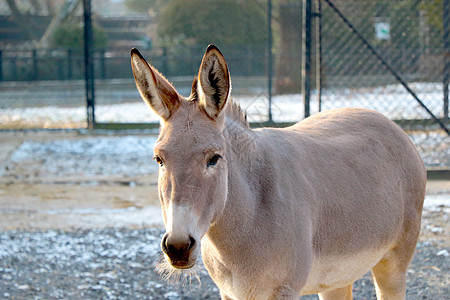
420;0;443;31
50;22;108;49
5;0;82;48
157;0;267;47
5;0;40;41
124;0;168;14
274;2;303;94
39;0;81;47
420;0;446;47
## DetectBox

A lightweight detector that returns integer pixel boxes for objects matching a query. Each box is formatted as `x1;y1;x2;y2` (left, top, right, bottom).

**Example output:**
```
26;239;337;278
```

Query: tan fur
131;46;426;300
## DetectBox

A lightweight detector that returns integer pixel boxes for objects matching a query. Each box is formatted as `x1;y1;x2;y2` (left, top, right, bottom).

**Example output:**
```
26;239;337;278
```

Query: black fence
0;45;269;82
317;0;450;125
0;0;448;168
311;0;450;168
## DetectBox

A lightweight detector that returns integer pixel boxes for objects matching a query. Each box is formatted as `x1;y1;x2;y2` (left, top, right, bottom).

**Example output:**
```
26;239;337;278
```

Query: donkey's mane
223;98;255;156
225;99;250;130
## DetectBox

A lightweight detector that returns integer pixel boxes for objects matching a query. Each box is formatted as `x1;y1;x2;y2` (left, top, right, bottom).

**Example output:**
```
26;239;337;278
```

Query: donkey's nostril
188;236;196;251
162;233;196;258
161;233;169;254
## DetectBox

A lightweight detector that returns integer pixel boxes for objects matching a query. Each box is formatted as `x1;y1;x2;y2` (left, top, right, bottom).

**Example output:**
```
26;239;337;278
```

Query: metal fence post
302;0;312;118
0;50;3;81
12;58;17;80
100;49;106;79
444;0;449;120
314;0;322;112
267;0;273;123
57;57;64;79
162;47;169;76
67;48;72;80
83;0;95;129
32;49;38;81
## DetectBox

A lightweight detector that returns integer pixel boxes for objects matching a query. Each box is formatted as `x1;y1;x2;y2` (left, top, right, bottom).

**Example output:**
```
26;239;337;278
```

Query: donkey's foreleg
318;284;353;300
220;292;233;300
269;285;301;300
371;248;409;300
371;258;407;300
371;220;419;300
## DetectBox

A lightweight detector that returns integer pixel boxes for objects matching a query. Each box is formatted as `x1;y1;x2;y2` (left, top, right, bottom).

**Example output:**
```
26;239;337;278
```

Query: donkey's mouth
171;261;195;269
164;250;197;270
163;248;197;269
156;255;199;280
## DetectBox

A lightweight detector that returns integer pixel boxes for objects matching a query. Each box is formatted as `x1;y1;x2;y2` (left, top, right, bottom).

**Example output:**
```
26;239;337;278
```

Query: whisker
155;255;202;287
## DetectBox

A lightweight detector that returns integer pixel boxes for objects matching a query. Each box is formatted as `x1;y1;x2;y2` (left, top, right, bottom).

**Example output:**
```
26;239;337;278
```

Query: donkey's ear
197;45;231;119
131;48;180;120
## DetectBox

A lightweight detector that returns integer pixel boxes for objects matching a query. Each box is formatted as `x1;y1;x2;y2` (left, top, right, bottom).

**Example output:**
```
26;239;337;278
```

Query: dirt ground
0;130;449;299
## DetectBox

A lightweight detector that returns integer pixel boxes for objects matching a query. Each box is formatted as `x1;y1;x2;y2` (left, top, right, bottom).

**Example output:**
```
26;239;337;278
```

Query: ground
0;130;448;299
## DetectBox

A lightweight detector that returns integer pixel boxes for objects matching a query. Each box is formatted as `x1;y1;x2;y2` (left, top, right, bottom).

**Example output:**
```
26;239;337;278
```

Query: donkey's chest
201;242;274;300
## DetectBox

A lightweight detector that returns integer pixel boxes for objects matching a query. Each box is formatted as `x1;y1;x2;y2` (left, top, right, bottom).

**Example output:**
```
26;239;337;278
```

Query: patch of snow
1;82;447;125
42;207;139;215
424;194;450;212
164;291;180;299
15;284;30;290
92;83;445;124
431;227;444;234
0;106;87;126
0;228;163;261
436;249;449;257
3;136;159;180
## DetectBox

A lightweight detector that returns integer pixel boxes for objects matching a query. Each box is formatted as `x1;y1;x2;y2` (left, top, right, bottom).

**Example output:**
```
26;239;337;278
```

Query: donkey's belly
301;246;389;295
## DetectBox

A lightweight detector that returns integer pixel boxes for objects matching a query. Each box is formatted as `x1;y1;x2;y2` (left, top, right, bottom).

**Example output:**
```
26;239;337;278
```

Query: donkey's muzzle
161;233;197;269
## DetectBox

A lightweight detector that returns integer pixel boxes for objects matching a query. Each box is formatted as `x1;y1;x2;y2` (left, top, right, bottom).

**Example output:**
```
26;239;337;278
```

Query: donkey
130;45;426;300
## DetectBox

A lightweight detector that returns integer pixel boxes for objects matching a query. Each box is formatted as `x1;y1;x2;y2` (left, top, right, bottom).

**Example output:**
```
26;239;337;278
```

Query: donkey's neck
224;118;256;158
205;119;268;251
222;100;256;157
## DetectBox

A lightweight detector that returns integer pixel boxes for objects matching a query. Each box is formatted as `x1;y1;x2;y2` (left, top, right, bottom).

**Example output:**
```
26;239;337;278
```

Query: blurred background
0;0;449;169
0;1;449;298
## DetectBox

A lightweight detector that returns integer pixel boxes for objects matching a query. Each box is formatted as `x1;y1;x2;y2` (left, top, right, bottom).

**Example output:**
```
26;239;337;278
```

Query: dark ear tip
131;47;142;58
206;44;222;55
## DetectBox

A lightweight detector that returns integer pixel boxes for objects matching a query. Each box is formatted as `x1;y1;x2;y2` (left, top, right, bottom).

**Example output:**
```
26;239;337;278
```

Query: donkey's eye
207;154;222;168
154;156;164;167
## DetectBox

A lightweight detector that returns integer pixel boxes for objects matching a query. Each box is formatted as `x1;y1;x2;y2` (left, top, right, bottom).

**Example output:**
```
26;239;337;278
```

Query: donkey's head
131;45;230;269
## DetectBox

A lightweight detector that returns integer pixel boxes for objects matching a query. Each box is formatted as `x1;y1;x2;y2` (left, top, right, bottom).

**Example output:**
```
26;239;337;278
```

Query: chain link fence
316;0;449;168
0;0;88;128
0;0;448;168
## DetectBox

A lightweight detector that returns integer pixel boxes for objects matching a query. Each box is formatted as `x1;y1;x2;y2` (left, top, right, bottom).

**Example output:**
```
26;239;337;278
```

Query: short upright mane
225;99;250;130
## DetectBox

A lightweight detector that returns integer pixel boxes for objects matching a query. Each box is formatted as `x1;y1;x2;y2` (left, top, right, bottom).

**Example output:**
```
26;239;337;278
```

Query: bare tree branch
5;0;37;40
38;0;82;48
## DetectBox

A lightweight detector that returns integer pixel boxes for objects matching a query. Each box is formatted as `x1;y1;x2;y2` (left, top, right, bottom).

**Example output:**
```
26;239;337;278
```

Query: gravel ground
0;132;448;299
0;227;448;300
